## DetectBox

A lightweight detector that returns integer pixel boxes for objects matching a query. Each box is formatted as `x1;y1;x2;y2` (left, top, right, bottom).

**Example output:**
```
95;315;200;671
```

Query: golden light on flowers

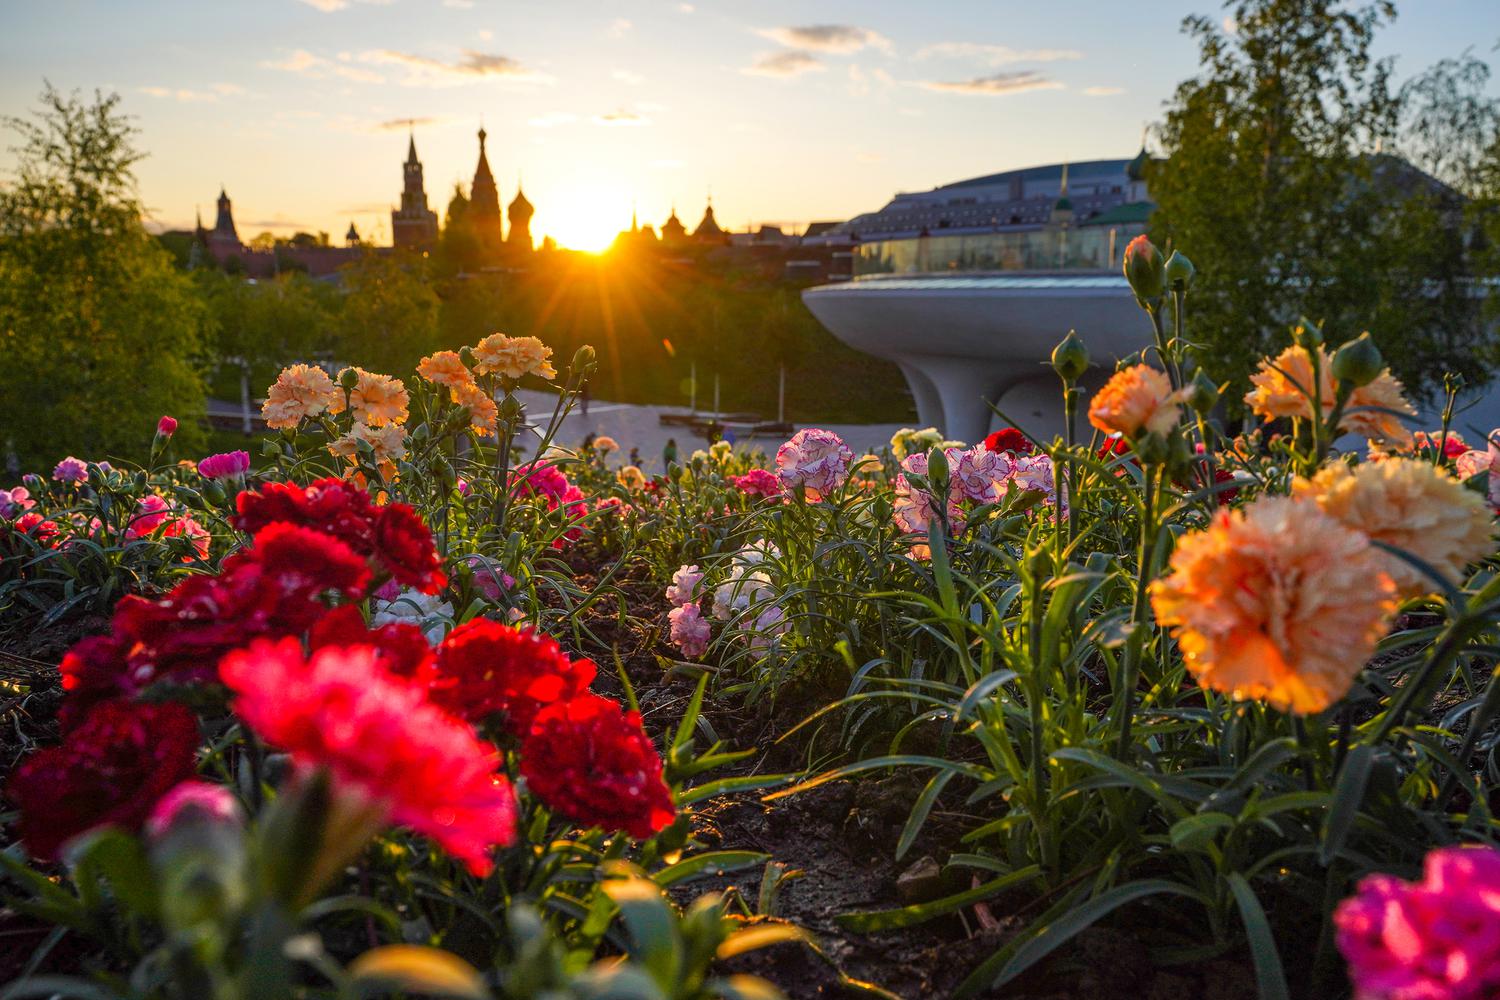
262;364;342;429
417;351;474;390
617;465;646;491
328;421;407;481
1293;458;1496;599
1088;364;1184;439
345;369;410;428
451;381;497;437
473;333;557;381
1244;344;1415;448
1148;495;1398;714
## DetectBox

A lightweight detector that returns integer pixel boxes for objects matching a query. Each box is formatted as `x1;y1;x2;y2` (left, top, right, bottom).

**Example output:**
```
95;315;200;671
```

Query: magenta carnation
731;469;781;499
52;457;88;484
198;451;251;479
1335;845;1500;1000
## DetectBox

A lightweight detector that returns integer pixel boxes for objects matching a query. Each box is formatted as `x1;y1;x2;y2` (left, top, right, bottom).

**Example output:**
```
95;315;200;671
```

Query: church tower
207;186;244;257
692;195;726;243
507;180;534;252
469;126;503;249
392;130;439;249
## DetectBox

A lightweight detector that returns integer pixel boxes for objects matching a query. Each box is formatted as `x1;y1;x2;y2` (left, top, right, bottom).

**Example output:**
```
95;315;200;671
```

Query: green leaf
1226;874;1291;1000
837;865;1042;932
348;945;491;999
678;773;794;806
603;871;684;987
896;770;957;861
1169;812;1234;853
653;851;770;887
1320;745;1375;866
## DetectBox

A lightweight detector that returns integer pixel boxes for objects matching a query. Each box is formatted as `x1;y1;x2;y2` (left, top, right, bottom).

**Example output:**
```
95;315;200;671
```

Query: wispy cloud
358;49;552;86
608;18;632;38
758;25;891;54
594;108;650;127
915;42;1082;64
1083;85;1124;97
262;49;384;83
920;71;1062;96
370;115;447;131
678;3;694;12
613;69;644;85
744;50;824;78
296;0;392;12
139;86;219;102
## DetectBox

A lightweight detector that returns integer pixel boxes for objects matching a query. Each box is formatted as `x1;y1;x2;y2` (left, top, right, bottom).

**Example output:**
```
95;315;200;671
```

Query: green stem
1115;465;1160;757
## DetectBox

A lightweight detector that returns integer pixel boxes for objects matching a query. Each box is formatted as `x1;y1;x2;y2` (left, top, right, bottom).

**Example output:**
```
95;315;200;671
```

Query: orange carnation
417;351;474;390
262;364;342;429
1149;495;1397;714
473;334;557;381
1245;345;1414;448
345;369;409;427
1088;364;1184;438
452;381;497;437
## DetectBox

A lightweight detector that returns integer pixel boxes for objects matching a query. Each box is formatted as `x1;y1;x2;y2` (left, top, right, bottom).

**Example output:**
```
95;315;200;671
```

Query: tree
0;84;208;473
338;252;441;375
1147;2;1497;408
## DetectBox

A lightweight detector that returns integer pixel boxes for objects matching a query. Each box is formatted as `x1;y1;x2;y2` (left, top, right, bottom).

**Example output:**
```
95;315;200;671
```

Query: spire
1058;163;1069;198
470;123;500;219
406;126;418;166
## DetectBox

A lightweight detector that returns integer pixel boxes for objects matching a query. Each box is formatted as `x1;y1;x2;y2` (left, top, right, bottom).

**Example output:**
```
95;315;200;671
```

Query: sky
2;0;1497;252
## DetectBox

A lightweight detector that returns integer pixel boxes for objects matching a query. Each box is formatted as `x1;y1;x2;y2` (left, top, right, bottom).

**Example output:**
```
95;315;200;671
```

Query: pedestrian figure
663;437;679;469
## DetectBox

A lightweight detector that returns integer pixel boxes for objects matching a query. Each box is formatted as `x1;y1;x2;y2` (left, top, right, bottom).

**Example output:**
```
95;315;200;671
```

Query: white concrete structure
803;274;1151;444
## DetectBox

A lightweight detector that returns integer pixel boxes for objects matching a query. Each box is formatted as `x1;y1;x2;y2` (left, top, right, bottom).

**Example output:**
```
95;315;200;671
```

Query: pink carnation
511;462;570;502
747;605;790;656
0;487;35;519
774;429;853;500
1455;450;1491;482
198;451;251;479
52;457;88;484
665;565;704;608
945;445;1012;505
731;469;781;499
146;780;241;838
668;602;711;659
129;495;172;537
464;554;515;602
1336;845;1500;1000
156;415;177;438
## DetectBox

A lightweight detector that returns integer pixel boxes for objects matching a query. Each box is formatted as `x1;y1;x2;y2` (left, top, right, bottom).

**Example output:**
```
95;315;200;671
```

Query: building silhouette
392;130;439;250
692;197;726;243
507;182;534;252
469;126;503;249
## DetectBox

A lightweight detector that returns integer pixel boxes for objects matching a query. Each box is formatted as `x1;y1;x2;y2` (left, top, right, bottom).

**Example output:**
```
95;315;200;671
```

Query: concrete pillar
904;356;1011;446
896;361;945;431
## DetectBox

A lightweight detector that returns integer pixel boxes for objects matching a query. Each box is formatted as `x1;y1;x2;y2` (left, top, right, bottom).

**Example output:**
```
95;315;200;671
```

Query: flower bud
458;346;477;368
572;344;597;372
338;367;359;391
1134;431;1169;466
1293;322;1323;350
1051;329;1090;382
1185;369;1220;415
156;415;177;438
925;446;950;495
498;394;523;424
1164;250;1195;291
1331;332;1384;389
1123;235;1166;303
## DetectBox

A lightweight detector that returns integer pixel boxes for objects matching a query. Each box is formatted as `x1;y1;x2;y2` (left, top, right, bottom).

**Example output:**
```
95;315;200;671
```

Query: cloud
444;0;475;6
371;115;445;131
212;82;246;96
1083;85;1124;97
358;49;552;86
139;86;218;102
297;0;392;11
915;42;1082;64
744;50;824;77
855;151;881;163
608;18;632;38
528;111;578;128
613;69;644;85
678;3;694;12
262;49;384;83
594;108;650;127
758;25;891;54
920;71;1062;96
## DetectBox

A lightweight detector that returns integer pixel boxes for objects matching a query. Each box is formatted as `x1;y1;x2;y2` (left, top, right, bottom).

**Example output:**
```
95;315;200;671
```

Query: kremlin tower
507;181;534;252
392;130;439;250
468;126;503;249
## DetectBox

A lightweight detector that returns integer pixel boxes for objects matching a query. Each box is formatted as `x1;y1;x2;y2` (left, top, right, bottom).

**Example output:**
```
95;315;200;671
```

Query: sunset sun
538;176;632;254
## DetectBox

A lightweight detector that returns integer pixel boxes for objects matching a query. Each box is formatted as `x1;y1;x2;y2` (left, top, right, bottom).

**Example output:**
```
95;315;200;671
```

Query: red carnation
8;700;199;860
373;504;447;592
220;638;517;876
520;693;675;840
432;619;595;730
309;604;434;679
984;428;1034;456
235;477;379;552
731;469;781;499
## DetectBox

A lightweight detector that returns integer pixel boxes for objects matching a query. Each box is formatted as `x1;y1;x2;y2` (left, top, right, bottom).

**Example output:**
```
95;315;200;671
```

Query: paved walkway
513;389;909;472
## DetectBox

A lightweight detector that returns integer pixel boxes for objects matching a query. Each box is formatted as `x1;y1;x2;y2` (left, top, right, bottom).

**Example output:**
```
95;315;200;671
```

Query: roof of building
693;201;724;239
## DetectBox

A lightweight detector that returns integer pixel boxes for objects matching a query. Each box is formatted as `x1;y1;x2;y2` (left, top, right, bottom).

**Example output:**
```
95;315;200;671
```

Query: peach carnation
1245;345;1414;448
473;333;557;380
417;351;474;390
1293;458;1496;599
262;364;342;429
1089;364;1184;439
344;369;409;427
1149;495;1397;714
451;381;498;437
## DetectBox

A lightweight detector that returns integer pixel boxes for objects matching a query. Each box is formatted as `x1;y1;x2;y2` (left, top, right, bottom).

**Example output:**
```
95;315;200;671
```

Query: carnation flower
431;619;595;731
593;435;619;454
198;450;251;480
711;542;778;620
262;364;341;429
156;415;177;437
617;465;647;491
52;457;88;484
511;462;571;502
220;638;517;876
372;588;456;644
668;602;711;659
890;427;945;461
309;604;435;679
417;350;474;389
1149;495;1398;714
1089;364;1184;439
0;486;35;519
1293;458;1496;599
473;333;557;380
776;429;853;500
665;564;704;607
146;780;242;839
1411;430;1469;459
731;469;781;499
373;504;448;592
1245;345;1415;448
1455;449;1491;482
519;692;675;840
984;428;1034;456
1336;845;1500;1000
463;554;515;602
7;700;199;860
893;463;966;561
163;515;211;561
451;381;498;437
129;494;172;536
747;605;790;657
946;445;1012;504
343;368;410;427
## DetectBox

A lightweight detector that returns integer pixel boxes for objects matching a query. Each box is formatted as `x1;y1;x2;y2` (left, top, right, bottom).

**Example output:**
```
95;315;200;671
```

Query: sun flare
536;179;632;254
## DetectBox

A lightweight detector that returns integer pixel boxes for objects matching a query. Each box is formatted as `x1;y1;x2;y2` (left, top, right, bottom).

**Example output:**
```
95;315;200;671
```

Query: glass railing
851;223;1146;277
